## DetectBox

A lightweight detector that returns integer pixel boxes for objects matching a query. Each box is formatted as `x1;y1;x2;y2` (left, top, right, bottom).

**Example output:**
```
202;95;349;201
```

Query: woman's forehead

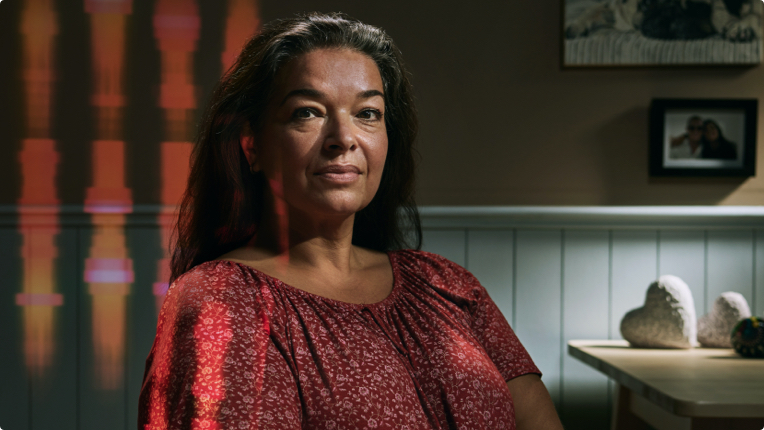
273;48;383;97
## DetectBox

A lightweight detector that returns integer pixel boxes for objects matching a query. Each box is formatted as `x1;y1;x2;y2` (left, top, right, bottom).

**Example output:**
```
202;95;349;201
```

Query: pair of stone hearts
620;275;752;349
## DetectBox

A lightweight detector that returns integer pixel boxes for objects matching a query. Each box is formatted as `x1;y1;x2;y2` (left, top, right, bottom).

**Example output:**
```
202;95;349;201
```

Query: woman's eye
293;108;318;119
358;109;383;121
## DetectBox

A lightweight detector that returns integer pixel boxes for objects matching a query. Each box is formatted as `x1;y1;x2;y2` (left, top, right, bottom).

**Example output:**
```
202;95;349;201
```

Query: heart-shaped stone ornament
620;275;697;349
697;292;751;348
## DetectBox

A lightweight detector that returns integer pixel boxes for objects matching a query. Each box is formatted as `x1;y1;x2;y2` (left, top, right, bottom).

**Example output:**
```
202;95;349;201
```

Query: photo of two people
668;115;739;161
650;99;755;177
661;108;747;170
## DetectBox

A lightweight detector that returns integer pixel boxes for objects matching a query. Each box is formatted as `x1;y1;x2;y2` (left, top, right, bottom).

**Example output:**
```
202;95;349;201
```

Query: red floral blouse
138;250;540;429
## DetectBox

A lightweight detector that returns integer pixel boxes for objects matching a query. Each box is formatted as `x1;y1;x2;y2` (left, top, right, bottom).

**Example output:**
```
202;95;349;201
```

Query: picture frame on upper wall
562;0;763;67
649;98;757;177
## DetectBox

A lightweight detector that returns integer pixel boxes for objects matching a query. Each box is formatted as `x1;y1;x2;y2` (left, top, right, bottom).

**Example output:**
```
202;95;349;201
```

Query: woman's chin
319;203;367;218
297;190;373;216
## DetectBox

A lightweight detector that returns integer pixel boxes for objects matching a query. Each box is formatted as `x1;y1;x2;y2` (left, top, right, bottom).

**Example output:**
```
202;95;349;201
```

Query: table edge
567;340;764;418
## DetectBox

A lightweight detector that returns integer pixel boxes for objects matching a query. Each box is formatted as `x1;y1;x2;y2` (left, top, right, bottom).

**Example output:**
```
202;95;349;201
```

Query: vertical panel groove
607;230;613;340
28;374;32;430
464;229;469;269
704;230;709;314
75;226;81;430
124;240;130;430
559;229;565;415
607;229;613;420
656;230;661;277
27;228;33;430
752;229;757;313
512;228;517;328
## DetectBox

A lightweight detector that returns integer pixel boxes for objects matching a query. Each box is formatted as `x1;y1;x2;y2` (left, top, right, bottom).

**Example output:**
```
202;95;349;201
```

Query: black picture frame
649;99;757;177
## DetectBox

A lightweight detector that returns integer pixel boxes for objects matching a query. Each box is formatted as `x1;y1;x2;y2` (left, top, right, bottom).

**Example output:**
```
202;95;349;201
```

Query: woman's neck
251;200;360;274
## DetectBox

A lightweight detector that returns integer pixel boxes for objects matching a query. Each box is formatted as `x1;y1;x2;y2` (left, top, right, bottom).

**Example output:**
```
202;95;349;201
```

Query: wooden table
568;340;764;430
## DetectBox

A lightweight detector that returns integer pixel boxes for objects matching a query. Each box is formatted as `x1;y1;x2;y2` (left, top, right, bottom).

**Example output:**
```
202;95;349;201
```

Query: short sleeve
138;261;301;430
464;272;541;381
406;250;541;382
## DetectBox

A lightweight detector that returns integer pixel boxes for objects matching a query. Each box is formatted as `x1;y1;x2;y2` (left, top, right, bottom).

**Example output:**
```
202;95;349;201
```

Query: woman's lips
315;165;361;182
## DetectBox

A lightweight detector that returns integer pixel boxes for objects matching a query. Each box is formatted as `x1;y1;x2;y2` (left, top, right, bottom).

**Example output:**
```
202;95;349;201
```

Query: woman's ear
240;123;260;172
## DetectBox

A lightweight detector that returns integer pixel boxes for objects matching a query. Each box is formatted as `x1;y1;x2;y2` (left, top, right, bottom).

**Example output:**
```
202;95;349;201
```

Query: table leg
611;384;652;430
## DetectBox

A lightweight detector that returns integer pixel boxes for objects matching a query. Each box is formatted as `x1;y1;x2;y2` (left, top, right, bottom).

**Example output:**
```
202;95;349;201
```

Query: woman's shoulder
392;249;483;298
173;259;253;289
166;260;271;314
393;248;468;272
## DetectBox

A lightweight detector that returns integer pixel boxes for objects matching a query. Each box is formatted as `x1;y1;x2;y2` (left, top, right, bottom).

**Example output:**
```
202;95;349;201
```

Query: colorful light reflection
17;0;62;378
151;0;261;314
13;0;262;389
222;0;260;73
84;0;134;390
153;0;200;315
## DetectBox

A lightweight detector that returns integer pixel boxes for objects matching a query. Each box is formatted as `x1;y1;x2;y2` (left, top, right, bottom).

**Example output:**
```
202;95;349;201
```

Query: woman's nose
323;114;357;153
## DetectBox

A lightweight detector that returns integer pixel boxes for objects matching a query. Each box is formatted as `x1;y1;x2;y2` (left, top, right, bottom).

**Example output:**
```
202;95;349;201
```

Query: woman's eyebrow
280;88;322;106
358;89;384;99
279;88;384;106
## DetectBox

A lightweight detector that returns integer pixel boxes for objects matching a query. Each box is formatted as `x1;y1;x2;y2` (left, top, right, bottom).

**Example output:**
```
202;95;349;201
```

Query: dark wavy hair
701;119;729;144
170;12;421;283
700;119;737;160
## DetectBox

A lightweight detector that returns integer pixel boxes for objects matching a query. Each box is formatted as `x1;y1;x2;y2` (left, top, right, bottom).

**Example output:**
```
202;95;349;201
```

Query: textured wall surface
2;0;764;208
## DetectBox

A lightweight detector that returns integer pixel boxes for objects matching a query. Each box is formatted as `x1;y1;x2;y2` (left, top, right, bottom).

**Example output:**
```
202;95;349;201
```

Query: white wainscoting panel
514;230;563;404
126;227;164;430
3;206;764;430
609;230;658;341
0;228;28;430
421;229;466;266
560;230;610;428
78;226;126;430
707;230;754;315
658;230;706;313
465;230;515;324
417;206;764;429
37;227;79;430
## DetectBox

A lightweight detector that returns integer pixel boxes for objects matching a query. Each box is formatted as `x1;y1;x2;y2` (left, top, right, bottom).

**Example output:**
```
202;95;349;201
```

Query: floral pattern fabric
138;250;540;429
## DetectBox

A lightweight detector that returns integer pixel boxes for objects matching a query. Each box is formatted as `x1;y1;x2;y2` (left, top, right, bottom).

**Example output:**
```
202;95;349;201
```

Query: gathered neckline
211;250;403;310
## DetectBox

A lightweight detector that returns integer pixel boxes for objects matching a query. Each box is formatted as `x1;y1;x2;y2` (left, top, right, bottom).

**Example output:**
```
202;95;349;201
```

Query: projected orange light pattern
153;0;200;314
17;0;62;378
222;0;260;72
13;0;262;388
85;0;134;390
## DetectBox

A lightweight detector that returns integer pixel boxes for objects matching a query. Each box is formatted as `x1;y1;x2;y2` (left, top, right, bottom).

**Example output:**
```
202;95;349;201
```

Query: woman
701;119;738;160
139;12;562;430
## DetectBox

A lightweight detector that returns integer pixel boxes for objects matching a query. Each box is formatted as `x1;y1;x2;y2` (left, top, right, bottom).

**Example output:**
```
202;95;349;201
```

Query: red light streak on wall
221;0;260;73
16;0;62;378
84;0;134;390
152;0;200;315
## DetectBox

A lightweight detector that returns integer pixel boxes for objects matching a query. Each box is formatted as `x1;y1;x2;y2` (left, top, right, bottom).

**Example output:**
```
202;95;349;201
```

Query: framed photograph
562;0;763;67
649;99;757;177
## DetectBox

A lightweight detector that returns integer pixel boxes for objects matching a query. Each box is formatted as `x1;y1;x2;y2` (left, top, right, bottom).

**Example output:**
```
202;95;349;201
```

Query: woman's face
704;122;719;142
251;48;388;220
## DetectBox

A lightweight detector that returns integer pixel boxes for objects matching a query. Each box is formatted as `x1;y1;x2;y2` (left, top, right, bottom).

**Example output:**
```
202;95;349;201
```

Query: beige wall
1;1;760;206
266;1;764;206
